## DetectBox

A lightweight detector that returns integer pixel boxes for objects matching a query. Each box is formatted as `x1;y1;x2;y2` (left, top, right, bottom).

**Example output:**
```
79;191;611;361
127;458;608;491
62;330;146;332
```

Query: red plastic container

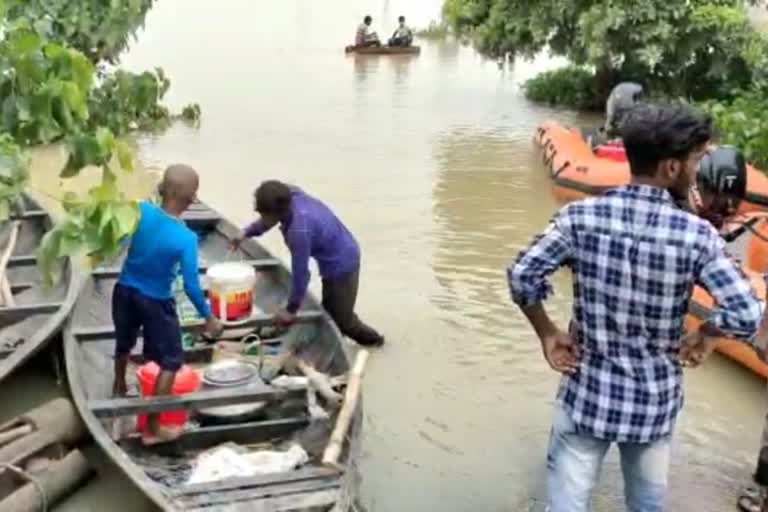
136;362;201;432
595;142;628;162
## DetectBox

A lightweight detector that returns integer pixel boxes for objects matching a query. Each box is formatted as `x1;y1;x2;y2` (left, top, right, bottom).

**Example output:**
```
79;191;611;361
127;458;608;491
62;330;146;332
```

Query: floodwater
4;0;768;510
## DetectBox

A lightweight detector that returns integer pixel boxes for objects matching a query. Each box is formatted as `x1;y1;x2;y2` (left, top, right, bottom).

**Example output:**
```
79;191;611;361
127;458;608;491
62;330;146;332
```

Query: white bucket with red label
206;262;257;325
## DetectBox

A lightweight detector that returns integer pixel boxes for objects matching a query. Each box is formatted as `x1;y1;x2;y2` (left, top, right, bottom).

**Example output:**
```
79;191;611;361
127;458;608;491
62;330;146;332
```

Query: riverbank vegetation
444;0;768;167
0;0;200;283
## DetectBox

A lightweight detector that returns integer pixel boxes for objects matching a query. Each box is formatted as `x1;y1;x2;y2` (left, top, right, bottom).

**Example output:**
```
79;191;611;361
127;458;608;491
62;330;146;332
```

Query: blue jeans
546;405;671;512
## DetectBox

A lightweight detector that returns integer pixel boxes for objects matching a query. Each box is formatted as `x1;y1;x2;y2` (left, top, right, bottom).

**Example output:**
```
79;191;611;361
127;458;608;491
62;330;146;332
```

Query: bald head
159;164;199;213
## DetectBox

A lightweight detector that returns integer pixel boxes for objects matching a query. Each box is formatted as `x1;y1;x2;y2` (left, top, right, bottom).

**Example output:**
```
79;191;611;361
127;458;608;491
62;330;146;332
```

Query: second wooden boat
64;200;364;511
0;195;83;383
344;44;420;55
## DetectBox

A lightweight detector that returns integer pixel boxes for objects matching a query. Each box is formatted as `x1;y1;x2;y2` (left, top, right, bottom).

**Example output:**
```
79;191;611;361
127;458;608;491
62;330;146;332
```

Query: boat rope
0;461;48;512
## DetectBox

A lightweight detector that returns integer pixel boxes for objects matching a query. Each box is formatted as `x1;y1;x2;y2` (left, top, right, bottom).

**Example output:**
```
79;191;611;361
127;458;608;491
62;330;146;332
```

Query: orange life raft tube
687;272;767;379
686;213;768;379
534;120;768;214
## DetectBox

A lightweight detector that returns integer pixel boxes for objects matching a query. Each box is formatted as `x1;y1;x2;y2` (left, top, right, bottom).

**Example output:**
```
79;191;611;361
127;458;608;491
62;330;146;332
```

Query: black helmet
693;146;747;227
606;82;644;136
697;146;747;201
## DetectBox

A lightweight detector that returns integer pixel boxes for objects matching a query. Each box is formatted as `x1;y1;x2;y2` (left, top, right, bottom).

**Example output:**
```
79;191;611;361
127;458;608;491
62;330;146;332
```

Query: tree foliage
0;3;201;284
444;0;768;101
5;0;156;63
702;84;768;170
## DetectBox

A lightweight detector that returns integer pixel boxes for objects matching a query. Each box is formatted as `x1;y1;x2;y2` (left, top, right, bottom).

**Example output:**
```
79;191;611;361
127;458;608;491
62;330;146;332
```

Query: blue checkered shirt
508;185;762;443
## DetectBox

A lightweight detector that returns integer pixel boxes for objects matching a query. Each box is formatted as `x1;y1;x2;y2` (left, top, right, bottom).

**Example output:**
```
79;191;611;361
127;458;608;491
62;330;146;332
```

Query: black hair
254;180;292;216
364;15;372;23
399;16;405;22
621;102;712;177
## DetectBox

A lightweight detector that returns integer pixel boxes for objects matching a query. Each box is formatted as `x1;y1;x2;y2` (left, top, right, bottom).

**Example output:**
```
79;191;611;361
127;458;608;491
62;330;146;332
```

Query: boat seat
92;258;282;279
72;310;324;341
88;386;306;417
172;467;341;510
0;302;65;323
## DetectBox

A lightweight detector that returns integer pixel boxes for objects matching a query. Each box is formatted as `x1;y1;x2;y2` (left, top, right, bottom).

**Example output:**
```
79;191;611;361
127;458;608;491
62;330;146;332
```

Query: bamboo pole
0;424;32;448
295;359;342;406
0;221;21;307
321;349;370;469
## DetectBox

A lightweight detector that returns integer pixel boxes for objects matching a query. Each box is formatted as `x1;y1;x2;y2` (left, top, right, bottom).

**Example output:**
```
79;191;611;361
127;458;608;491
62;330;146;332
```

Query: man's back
284;188;359;279
509;184;761;442
119;201;195;300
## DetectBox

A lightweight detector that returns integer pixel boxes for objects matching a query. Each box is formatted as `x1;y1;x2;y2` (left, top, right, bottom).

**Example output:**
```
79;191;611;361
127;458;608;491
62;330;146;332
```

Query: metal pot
196;360;268;420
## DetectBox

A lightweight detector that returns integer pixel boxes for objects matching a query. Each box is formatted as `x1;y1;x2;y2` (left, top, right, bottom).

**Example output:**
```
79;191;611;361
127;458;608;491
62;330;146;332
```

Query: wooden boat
344;44;420;55
64;201;363;511
686;213;768;379
533;121;768;214
0;195;83;383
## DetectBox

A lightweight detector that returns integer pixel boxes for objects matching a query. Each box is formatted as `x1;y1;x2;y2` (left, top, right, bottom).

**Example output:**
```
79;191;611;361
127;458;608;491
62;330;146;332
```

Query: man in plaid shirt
508;103;763;512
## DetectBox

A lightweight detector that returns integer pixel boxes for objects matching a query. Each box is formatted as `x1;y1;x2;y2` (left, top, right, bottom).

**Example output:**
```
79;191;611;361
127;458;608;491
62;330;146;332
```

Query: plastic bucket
136;362;201;431
206;262;257;324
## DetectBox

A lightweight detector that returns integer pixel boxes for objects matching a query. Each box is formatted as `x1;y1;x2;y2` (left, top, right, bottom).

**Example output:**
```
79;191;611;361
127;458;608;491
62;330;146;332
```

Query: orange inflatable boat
534;121;768;214
686;213;768;379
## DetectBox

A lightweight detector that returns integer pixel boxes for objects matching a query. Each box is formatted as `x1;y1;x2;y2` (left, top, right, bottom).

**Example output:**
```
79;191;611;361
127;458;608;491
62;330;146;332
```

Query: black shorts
112;283;183;372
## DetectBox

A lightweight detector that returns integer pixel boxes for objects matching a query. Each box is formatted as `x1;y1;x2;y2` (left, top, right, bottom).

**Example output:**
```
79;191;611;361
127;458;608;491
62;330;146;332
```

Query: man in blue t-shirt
112;164;222;446
233;180;384;347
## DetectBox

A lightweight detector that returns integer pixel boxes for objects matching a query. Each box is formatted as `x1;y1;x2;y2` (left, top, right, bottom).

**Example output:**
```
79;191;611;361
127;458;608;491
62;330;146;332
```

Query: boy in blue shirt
112;164;222;445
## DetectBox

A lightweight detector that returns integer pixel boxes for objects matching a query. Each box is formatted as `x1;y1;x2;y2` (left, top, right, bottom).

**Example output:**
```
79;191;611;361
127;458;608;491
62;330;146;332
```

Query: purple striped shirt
243;187;360;313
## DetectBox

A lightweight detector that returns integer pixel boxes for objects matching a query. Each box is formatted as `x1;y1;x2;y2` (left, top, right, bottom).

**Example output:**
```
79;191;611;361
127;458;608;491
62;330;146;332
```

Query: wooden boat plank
9;282;34;294
88;386;305;417
92;258;282;279
0;302;64;323
7;255;36;267
72;310;324;341
187;489;341;512
172;465;338;497
128;345;213;366
177;480;340;508
120;417;310;453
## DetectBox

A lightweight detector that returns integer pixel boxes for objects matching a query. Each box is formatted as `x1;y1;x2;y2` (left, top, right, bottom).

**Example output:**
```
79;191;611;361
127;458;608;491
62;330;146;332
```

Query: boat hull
64;200;362;511
344;45;420;55
533;121;768;214
0;195;83;383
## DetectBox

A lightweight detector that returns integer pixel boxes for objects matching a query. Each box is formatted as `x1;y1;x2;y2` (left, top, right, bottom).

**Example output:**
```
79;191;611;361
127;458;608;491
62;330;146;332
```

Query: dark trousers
322;270;383;346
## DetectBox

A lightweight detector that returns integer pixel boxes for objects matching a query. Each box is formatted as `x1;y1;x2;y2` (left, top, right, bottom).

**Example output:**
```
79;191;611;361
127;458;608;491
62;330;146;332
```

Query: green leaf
114;140;134;172
61;81;88;120
113;201;139;236
12;30;42;55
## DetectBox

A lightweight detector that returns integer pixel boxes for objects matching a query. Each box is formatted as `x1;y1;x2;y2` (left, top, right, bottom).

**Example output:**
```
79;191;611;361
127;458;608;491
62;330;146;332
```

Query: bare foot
141;425;183;446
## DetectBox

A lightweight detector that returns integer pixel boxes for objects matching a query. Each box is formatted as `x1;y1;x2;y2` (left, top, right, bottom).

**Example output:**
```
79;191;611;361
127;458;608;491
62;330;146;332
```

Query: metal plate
202;360;258;387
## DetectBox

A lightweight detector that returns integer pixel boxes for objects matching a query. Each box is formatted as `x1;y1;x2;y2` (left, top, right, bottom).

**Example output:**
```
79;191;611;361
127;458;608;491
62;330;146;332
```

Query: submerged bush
522;66;603;111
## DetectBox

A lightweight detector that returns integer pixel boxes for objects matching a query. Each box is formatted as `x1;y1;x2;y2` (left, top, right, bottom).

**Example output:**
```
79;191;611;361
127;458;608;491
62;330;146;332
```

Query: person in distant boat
112;164;223;446
388;16;413;47
232;181;385;348
586;82;645;149
355;15;381;47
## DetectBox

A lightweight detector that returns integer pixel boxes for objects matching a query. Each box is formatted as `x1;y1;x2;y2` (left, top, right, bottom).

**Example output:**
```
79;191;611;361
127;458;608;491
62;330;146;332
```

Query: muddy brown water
1;1;766;510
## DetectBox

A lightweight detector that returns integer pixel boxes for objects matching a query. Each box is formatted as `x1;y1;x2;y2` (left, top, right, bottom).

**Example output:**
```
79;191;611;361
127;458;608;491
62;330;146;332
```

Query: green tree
5;0;156;63
444;0;768;101
0;2;200;283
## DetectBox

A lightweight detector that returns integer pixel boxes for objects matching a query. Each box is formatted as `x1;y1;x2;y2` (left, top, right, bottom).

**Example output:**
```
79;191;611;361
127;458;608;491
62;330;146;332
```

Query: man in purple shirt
234;180;384;347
